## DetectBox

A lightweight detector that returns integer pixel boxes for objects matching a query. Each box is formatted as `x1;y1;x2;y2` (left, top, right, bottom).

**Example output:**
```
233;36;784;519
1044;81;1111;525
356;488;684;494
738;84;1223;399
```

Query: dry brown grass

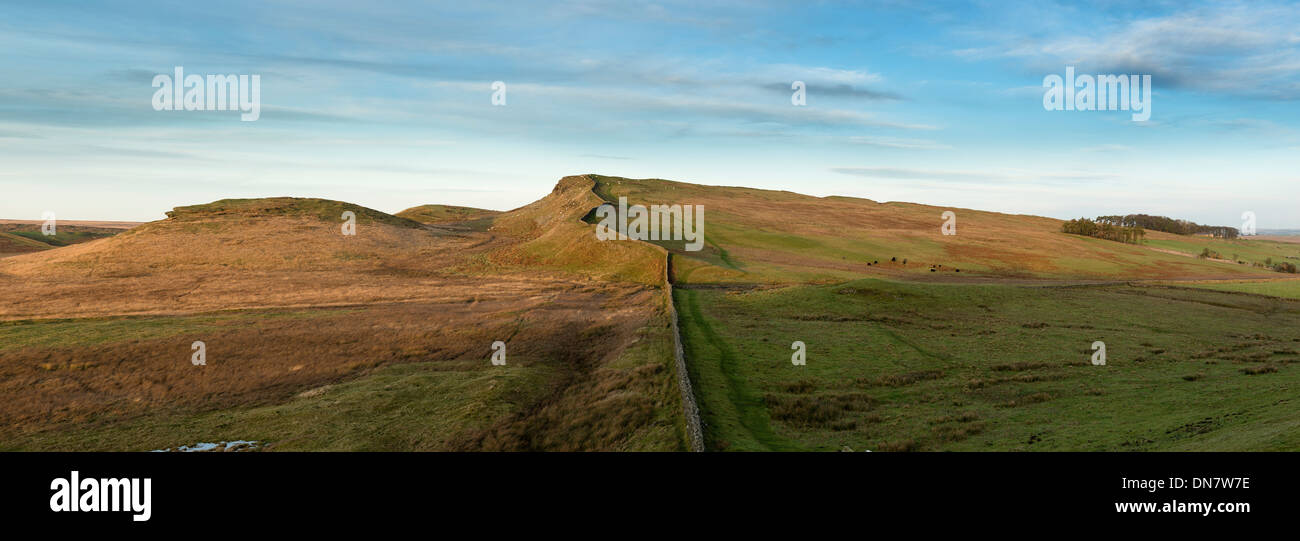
0;184;685;450
0;288;662;444
395;204;501;224
0;219;142;229
592;175;1282;283
0;179;663;319
487;175;665;285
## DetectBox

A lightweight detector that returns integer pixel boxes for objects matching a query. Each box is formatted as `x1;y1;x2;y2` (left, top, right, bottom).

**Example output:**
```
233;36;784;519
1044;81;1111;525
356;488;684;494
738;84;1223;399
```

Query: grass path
677;288;795;451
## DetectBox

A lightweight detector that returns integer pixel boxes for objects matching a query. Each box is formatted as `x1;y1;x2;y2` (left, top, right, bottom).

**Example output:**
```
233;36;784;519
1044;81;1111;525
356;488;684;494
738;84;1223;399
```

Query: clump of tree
1062;218;1145;244
1095;214;1238;239
1198;247;1223;260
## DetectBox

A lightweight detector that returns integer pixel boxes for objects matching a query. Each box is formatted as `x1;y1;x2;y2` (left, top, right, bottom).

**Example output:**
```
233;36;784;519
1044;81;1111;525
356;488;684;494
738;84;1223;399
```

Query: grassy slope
1;187;689;451
485;175;666;285
396;204;501;225
6;229;116;247
19;175;1296;452
0;226;121;256
166;197;426;229
0;197;449;279
2;297;687;452
1146;236;1300;267
581;175;1300;451
590;175;1290;283
2;358;559;452
0;231;53;255
678;279;1300;451
1178;279;1300;300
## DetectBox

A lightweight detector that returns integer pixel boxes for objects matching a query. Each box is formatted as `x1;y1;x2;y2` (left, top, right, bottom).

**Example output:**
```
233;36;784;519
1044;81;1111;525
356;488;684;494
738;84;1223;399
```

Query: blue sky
1;0;1298;227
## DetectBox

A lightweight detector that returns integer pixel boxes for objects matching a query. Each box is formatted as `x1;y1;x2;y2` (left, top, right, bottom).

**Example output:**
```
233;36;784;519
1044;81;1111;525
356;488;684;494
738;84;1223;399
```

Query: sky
1;0;1298;227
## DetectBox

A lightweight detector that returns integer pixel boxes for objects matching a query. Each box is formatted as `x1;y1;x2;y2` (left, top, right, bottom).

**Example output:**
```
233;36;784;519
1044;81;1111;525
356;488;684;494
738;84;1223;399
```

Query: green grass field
676;279;1300;451
1146;237;1300;267
1179;279;1300;300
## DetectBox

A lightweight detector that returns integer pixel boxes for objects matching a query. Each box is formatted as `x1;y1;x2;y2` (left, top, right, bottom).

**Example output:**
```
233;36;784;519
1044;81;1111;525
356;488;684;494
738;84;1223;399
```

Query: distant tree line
1061;218;1145;244
1095;214;1239;239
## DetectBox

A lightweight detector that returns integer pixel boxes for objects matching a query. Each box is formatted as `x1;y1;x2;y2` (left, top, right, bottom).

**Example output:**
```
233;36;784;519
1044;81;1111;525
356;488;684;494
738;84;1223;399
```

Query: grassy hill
528;174;1300;451
484;175;667;285
0;224;122;256
0;189;690;451
0;231;53;256
395;204;501;225
554;174;1300;451
586;175;1291;284
6;174;1300;452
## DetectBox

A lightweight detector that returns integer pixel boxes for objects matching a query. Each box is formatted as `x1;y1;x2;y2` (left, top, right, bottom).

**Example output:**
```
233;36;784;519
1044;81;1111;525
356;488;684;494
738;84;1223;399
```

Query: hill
0;224;124;257
0;231;53;256
0;189;691;452
7;174;1300;453
548;175;1300;451
483;175;666;285
395;204;500;225
583;175;1295;284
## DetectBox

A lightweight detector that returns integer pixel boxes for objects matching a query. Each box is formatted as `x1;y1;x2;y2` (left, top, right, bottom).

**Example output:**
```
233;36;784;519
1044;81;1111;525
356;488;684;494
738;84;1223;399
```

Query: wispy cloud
955;3;1300;99
2;0;1297;226
831;166;1118;183
845;136;949;149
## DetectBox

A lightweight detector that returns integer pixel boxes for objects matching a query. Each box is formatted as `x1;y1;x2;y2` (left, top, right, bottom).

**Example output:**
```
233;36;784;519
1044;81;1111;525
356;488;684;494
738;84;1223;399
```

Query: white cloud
958;3;1300;99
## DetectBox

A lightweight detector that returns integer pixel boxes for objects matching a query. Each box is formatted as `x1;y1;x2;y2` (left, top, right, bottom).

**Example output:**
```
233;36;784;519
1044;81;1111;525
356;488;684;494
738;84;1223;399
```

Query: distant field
591;175;1289;283
0;219;142;229
1177;279;1300;300
676;279;1300;451
396;204;500;225
0;223;124;256
1145;236;1300;268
